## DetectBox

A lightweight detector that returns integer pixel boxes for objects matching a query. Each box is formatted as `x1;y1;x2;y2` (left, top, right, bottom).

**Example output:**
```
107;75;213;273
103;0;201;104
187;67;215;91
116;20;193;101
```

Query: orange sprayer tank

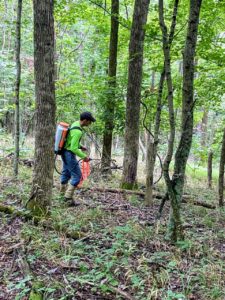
54;122;70;154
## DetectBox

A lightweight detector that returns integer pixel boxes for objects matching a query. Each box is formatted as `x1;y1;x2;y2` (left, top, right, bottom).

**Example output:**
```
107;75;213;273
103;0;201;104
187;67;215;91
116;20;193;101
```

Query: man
60;111;96;202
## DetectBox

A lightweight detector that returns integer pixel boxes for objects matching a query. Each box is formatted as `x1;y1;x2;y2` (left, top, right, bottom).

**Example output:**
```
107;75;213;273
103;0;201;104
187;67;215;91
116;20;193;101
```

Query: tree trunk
145;70;165;206
139;136;146;162
1;0;8;51
207;150;213;189
159;0;178;210
218;127;225;207
145;70;165;204
168;0;202;242
145;0;179;206
13;0;22;177
121;0;150;189
28;0;56;217
200;109;208;147
101;0;119;174
145;135;156;205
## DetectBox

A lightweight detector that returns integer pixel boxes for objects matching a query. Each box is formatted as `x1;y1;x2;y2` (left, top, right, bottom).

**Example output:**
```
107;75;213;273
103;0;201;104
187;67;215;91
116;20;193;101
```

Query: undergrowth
0;158;225;300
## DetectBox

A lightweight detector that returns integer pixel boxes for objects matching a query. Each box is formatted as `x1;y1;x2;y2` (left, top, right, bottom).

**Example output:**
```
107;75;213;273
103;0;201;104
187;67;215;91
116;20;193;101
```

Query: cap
80;111;96;122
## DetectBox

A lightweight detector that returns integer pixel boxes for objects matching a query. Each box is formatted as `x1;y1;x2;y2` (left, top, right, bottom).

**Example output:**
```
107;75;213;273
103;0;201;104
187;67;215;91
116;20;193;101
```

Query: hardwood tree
101;0;119;174
14;0;22;177
218;127;225;207
145;0;179;206
121;0;150;189
207;150;213;189
166;0;202;241
28;0;56;216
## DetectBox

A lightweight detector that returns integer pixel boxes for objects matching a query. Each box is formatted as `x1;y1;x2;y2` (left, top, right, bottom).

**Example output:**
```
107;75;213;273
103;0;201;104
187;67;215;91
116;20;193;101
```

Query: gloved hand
83;156;90;162
80;146;87;151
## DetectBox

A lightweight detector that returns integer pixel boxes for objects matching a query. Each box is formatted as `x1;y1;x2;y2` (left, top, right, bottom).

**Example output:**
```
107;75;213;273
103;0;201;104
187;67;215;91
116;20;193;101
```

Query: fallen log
181;198;216;209
87;187;216;209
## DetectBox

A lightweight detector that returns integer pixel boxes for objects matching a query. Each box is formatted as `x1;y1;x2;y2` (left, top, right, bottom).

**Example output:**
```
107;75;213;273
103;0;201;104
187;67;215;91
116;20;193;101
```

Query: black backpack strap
69;126;82;132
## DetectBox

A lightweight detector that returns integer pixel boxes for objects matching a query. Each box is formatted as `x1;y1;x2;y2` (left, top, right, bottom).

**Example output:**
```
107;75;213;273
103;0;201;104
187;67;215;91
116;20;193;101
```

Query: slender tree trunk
145;135;155;205
145;70;165;206
78;31;85;78
101;0;119;174
159;0;178;205
121;0;150;189
158;0;183;241
145;0;179;206
168;0;202;242
13;0;22;177
200;109;208;147
28;0;56;216
1;0;8;51
139;136;146;162
8;1;16;52
218;128;225;207
207;150;213;189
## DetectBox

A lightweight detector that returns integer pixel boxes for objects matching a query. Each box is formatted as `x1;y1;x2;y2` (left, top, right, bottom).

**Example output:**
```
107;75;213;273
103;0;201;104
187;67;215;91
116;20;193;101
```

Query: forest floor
0;158;225;300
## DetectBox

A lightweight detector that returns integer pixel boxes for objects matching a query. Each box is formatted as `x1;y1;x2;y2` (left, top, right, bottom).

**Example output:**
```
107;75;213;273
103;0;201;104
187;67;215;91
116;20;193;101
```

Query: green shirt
64;121;87;159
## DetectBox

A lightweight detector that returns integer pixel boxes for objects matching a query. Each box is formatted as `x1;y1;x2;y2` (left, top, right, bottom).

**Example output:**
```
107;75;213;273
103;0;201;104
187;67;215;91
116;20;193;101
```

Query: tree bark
13;0;22;177
139;136;146;162
218;127;225;207
200;109;208;147
168;0;202;242
1;0;8;51
159;0;178;208
101;0;119;174
145;0;180;206
145;70;165;206
207;150;213;189
28;0;56;216
121;0;150;189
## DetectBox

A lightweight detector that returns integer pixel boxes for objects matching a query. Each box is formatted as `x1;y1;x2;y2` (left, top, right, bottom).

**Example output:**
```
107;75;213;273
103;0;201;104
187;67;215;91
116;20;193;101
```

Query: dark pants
60;150;82;186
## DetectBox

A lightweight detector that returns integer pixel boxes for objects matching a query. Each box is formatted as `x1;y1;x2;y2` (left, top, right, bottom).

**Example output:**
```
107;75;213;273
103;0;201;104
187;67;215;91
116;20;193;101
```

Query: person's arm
70;130;87;159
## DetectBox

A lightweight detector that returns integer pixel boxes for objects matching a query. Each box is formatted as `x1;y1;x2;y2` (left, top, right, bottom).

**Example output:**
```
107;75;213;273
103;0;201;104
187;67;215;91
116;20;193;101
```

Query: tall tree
121;0;150;189
145;69;165;205
145;0;179;206
167;0;202;241
207;150;213;189
159;0;178;201
101;0;119;174
27;0;56;216
14;0;22;177
218;127;225;207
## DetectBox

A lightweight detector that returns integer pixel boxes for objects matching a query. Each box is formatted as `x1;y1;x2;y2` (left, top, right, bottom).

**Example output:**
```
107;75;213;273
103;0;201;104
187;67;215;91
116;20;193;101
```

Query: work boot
64;183;76;201
64;184;81;207
60;183;68;195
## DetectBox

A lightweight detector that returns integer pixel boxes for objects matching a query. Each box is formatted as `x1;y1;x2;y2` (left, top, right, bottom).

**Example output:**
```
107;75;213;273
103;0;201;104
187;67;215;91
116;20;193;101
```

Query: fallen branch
110;286;136;300
89;187;147;197
3;152;34;167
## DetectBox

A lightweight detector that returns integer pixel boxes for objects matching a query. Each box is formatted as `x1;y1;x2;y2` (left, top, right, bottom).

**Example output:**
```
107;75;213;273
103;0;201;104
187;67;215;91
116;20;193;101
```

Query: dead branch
110;286;136;300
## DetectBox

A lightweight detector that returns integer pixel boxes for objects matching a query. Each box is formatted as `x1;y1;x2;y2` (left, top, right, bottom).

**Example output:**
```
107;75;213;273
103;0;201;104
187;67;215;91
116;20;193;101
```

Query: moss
29;290;43;300
120;181;138;190
26;199;50;218
29;282;43;300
